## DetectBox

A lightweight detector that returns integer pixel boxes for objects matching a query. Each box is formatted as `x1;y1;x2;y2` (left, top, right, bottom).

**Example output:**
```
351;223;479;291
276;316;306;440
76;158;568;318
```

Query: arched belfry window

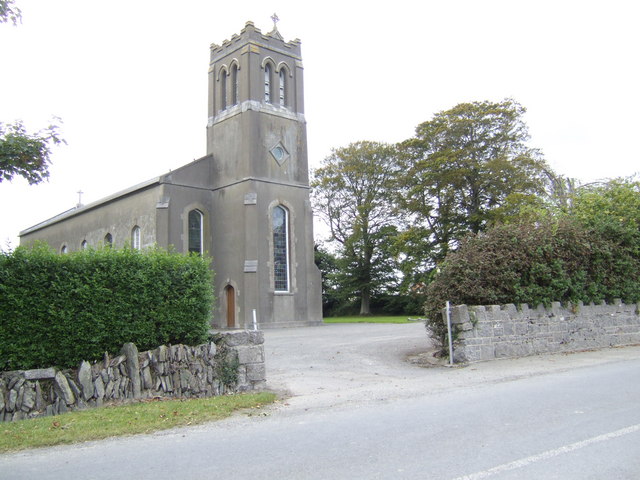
230;63;239;106
278;69;286;106
264;63;271;103
272;205;290;291
220;68;227;111
188;209;203;255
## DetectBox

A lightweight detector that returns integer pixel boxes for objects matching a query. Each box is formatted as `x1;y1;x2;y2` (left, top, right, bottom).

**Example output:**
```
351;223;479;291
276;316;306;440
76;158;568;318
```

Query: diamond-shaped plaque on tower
269;142;289;166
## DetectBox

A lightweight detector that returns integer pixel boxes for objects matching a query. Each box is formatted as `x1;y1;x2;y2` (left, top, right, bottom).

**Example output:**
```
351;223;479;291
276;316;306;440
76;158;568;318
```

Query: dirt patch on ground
406;350;446;367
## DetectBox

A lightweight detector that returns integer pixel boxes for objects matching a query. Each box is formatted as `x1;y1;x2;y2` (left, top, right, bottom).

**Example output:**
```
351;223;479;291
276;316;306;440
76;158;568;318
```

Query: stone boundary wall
448;300;640;363
0;331;265;422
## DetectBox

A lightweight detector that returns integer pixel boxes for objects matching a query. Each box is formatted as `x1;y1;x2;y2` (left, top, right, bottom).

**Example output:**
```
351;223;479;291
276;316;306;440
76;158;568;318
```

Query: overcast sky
1;0;638;247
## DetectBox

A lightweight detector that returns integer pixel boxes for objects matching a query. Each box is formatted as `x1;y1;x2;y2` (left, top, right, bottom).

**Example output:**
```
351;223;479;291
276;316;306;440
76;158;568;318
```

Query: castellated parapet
210;21;301;58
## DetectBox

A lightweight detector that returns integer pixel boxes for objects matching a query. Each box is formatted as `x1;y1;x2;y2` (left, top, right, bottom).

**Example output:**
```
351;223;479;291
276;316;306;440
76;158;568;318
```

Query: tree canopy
570;177;640;235
0;0;21;25
394;98;553;286
312;98;637;320
1;2;65;185
0;120;65;185
312;141;399;315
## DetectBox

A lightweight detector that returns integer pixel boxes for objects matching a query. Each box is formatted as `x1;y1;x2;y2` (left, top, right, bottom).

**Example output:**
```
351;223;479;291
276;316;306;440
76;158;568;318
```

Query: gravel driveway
262;322;640;412
263;322;431;408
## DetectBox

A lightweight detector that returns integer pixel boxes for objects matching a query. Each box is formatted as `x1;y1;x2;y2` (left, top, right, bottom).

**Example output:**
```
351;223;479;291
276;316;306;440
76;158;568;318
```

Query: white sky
1;0;638;248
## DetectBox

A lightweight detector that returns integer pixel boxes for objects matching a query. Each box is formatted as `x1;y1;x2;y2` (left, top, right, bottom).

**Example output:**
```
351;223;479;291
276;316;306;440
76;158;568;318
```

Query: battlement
210;20;301;61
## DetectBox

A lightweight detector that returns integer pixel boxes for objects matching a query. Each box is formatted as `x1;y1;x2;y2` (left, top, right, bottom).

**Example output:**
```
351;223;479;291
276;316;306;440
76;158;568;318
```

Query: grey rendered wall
20;185;160;252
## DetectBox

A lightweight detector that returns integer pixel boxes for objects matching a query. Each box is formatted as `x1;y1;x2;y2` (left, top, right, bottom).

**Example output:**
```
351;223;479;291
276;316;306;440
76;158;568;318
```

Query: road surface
1;323;639;479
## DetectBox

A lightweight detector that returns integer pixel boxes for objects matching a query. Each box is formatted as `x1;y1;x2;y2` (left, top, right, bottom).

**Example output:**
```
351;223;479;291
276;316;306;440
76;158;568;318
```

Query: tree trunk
359;289;371;315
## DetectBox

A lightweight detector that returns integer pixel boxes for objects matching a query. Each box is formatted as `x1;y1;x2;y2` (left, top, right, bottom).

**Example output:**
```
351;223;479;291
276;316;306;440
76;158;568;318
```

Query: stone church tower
20;21;323;329
205;21;322;328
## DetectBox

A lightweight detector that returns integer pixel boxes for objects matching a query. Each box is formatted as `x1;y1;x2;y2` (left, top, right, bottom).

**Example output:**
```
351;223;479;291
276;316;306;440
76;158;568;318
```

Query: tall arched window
220;69;227;111
279;69;286;106
230;64;238;106
272;205;290;291
188;209;203;255
264;63;272;103
60;245;68;254
81;240;88;250
104;233;113;247
131;226;141;250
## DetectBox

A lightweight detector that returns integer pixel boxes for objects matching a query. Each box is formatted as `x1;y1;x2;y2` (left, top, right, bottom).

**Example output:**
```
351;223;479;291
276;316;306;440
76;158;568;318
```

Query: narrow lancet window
279;69;286;106
131;226;141;250
220;71;227;111
264;63;272;103
231;64;238;106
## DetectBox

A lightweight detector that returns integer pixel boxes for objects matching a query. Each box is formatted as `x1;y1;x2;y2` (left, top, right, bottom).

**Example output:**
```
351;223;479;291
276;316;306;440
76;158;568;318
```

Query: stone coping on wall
0;331;265;422
447;300;640;363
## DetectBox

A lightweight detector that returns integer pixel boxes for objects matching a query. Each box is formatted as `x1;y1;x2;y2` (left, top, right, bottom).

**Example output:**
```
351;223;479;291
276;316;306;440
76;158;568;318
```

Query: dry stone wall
448;300;640;363
0;331;265;422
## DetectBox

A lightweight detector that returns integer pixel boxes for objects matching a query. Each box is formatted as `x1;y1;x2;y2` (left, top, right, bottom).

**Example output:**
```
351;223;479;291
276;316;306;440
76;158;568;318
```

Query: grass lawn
0;392;276;453
323;315;421;324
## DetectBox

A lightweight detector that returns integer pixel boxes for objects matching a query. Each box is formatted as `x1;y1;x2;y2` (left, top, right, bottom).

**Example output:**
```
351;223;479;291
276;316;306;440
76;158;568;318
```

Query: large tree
395;98;553;286
312;141;399;315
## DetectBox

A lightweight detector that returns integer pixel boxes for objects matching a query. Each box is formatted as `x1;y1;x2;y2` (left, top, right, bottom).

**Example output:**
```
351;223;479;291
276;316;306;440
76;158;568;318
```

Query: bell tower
206;20;322;328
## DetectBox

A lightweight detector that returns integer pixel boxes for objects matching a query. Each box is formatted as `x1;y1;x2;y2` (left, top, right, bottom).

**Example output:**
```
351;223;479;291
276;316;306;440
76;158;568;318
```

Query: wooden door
226;285;235;328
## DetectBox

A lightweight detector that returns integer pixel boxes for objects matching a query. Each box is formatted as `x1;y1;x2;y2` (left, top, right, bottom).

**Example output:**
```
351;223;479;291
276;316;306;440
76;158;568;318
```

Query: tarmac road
2;322;640;479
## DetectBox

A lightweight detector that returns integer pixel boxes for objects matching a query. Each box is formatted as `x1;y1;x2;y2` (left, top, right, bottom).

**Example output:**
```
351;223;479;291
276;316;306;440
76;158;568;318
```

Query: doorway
225;285;236;328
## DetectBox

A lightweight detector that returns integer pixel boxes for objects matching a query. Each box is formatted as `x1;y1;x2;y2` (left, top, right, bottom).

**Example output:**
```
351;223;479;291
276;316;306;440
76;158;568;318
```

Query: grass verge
0;392;277;453
323;315;418;324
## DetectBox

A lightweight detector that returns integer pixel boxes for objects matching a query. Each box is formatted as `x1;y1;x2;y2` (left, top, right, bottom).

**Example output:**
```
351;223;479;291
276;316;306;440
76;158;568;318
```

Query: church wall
208;177;322;329
210;182;252;328
254;181;322;327
20;186;160;252
259;111;309;184
160;155;215;190
208;108;307;188
161;184;213;256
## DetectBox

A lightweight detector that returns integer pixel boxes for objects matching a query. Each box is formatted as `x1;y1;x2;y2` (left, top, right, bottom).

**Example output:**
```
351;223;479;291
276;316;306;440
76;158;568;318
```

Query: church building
20;20;323;329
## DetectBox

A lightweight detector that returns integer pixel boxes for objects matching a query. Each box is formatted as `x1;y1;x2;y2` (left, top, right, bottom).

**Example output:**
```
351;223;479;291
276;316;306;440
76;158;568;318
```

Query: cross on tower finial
271;12;279;29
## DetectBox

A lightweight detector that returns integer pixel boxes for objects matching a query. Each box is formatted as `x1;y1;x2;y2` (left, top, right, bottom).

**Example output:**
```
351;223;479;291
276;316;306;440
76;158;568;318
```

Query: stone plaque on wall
244;260;258;272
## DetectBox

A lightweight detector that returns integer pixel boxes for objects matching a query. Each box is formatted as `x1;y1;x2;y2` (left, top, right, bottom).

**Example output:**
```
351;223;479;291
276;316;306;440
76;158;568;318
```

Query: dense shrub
424;218;640;348
0;244;213;370
369;294;424;316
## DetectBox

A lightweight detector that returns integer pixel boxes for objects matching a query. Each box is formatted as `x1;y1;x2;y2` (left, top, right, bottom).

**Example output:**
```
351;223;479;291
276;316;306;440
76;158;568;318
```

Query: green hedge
0;244;213;370
424;218;640;349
